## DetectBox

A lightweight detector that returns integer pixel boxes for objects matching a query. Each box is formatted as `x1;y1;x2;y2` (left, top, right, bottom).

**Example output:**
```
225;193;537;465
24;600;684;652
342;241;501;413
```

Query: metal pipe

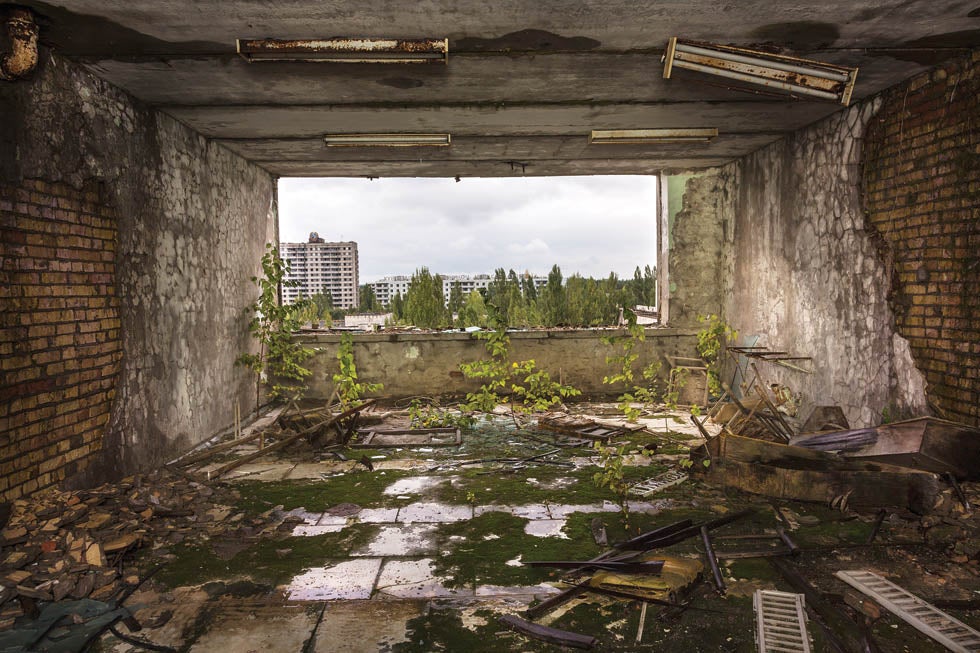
0;8;38;81
700;525;726;594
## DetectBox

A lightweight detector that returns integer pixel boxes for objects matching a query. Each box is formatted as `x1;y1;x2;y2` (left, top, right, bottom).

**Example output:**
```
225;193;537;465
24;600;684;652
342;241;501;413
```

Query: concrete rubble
1;402;979;651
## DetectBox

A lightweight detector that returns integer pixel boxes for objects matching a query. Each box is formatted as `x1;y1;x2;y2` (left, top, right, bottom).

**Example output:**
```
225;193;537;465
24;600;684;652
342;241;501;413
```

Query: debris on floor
3;399;980;651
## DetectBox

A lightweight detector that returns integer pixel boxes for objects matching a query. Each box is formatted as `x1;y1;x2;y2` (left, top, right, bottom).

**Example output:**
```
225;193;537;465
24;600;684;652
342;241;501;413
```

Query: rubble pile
0;469;290;630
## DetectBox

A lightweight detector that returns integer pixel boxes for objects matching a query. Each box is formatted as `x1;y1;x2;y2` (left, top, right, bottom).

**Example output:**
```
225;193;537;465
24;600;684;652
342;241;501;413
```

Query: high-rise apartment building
280;233;359;309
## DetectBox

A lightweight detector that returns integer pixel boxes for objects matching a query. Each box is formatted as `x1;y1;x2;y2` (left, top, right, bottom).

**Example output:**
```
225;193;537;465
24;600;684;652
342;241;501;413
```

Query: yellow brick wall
863;51;980;426
0;179;122;499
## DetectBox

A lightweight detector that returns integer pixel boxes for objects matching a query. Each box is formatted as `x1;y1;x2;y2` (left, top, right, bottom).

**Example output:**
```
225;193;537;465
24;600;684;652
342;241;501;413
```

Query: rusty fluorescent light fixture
589;128;718;144
663;37;857;105
237;38;448;64
323;133;451;147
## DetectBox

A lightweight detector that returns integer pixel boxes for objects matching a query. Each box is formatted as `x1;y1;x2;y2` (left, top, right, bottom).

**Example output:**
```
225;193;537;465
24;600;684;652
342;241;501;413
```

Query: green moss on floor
234;470;415;514
154;524;380;588
429;465;668;508
394;603;552;653
431;512;601;589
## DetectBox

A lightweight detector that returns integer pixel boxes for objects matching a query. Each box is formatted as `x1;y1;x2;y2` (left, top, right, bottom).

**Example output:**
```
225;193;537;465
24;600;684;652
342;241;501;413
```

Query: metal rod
866;509;887;544
777;527;800;555
946;473;971;511
700;526;726;594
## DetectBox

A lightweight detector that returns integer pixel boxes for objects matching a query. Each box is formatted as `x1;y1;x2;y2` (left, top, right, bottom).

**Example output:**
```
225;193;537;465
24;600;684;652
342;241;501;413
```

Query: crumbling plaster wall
667;171;736;328
722;100;928;427
1;50;275;495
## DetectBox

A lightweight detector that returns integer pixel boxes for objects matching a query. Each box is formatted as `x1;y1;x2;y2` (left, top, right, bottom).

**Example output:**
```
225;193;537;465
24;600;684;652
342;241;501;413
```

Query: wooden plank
706;433;940;513
172;405;286;467
213;400;374;477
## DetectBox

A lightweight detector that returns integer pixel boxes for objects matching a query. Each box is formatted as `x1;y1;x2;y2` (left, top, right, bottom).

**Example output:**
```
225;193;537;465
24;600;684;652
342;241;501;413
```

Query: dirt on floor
4;402;980;652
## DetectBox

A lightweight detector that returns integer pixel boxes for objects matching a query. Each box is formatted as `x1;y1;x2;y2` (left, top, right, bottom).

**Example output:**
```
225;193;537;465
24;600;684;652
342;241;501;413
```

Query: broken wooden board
350;427;461;448
845;418;979;481
537;415;635;443
705;433;941;514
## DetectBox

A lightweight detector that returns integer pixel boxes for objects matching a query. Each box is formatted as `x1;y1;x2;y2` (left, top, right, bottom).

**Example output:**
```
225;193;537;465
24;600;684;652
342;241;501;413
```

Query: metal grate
754;589;811;653
836;570;980;652
629;470;688;497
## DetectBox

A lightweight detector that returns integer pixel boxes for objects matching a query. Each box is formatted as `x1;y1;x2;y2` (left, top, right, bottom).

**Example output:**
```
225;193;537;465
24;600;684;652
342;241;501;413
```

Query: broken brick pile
0;468;293;629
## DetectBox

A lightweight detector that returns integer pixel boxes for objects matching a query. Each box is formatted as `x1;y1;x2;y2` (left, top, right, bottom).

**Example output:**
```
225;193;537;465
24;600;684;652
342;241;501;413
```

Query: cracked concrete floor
94;407;980;652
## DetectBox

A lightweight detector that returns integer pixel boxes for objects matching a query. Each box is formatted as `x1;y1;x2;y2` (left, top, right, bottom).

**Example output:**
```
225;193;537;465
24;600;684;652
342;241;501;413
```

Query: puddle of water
397;502;472;524
474;504;551;520
383;475;448;496
524;519;569;539
286;558;382;600
351;524;438;557
354;507;400;523
292;524;346;537
475;584;562;597
375;558;473;598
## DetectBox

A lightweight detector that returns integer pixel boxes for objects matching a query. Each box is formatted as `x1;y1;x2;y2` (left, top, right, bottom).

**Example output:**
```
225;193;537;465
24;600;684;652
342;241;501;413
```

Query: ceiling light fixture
663;37;857;105
589;128;719;144
237;38;448;64
323;133;451;147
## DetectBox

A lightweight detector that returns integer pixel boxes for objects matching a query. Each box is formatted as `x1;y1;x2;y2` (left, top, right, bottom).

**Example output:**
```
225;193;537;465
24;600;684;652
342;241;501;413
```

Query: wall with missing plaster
0;51;276;498
296;329;699;400
666;171;736;329
722;98;927;428
863;52;980;427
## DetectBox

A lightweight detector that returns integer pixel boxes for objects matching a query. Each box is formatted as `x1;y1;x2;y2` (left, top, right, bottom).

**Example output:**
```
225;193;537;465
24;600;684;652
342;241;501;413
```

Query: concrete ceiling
24;1;980;177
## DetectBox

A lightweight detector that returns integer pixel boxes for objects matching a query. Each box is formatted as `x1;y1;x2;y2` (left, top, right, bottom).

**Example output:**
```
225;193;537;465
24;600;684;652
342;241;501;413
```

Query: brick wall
863;51;980;426
0;179;122;499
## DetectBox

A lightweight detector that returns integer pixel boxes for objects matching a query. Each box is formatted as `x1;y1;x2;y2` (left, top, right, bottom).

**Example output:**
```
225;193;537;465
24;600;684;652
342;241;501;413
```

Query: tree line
370;264;656;329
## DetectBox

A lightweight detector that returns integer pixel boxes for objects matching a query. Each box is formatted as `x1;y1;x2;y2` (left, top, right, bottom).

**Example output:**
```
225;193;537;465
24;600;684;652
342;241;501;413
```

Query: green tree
405;267;448;328
447;281;464;317
457;290;489;327
311;292;333;320
236;244;314;411
390;292;405;321
540;264;567;327
359;284;379;312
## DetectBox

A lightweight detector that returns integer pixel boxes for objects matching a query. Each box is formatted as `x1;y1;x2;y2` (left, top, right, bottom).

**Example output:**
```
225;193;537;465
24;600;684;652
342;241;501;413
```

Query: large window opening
278;176;659;329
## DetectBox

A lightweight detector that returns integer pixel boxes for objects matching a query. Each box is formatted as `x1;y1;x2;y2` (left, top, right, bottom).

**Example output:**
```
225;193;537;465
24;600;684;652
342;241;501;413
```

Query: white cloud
278;176;658;283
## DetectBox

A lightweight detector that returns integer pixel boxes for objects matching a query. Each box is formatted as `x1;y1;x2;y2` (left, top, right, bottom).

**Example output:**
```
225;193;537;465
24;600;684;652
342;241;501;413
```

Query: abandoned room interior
1;1;978;651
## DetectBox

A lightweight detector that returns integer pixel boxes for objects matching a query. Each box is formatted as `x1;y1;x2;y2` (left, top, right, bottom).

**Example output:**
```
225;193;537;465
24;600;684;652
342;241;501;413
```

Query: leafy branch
236;244;314;411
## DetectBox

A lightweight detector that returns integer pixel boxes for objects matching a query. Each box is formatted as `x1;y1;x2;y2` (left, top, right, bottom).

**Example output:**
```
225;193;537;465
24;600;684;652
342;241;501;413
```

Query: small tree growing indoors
236;244;314;412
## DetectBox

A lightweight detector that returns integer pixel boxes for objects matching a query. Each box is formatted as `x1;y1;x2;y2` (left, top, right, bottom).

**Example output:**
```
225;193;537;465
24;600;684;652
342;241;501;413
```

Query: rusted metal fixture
1;7;38;81
237;37;448;63
663;37;857;105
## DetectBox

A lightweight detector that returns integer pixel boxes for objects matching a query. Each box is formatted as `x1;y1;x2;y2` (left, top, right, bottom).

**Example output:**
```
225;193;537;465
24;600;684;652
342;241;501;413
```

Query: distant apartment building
280;233;359;309
369;272;547;308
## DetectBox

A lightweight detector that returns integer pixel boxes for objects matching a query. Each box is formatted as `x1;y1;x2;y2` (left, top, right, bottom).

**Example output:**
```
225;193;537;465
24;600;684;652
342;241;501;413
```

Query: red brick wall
863;51;980;426
0;179;122;499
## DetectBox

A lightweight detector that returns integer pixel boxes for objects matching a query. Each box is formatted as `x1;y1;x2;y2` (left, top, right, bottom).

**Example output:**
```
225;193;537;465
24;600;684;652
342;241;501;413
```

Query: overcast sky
278;176;658;283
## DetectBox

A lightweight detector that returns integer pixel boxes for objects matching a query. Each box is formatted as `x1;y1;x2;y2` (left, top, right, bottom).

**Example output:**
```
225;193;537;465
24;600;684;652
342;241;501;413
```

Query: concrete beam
27;1;978;54
166;102;841;139
257;158;734;177
216;133;785;162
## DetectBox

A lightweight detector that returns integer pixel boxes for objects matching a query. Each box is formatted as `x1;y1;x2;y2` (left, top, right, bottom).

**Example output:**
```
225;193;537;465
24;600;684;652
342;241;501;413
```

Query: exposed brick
864;53;980;427
0;180;120;500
